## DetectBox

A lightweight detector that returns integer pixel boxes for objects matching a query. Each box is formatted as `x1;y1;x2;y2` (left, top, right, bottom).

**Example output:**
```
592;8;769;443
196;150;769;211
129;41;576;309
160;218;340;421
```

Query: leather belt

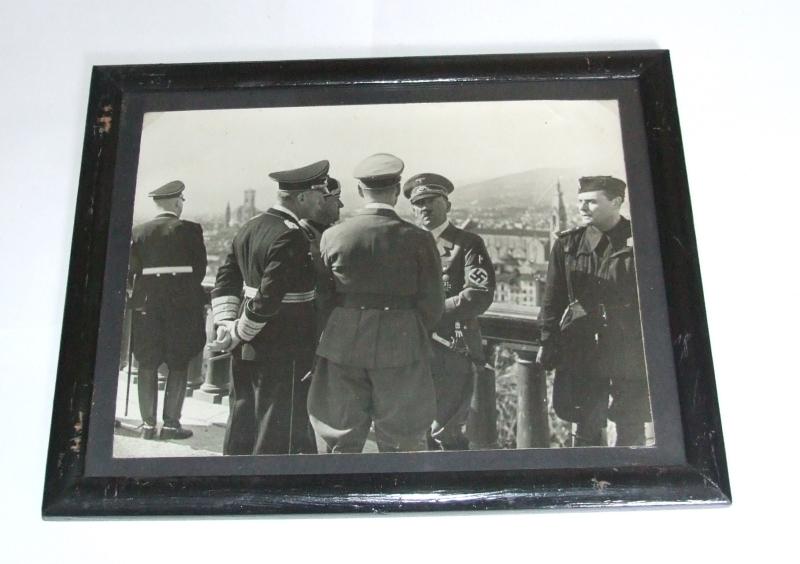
339;293;415;310
141;266;193;276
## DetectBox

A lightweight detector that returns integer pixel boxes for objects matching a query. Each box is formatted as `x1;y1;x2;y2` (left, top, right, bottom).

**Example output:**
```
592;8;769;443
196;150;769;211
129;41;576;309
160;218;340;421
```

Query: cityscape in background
193;176;582;317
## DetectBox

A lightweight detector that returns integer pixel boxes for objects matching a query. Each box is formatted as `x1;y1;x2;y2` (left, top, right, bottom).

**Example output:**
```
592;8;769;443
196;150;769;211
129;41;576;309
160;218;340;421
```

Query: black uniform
299;218;337;339
211;208;317;455
429;223;495;449
539;217;651;446
129;213;207;427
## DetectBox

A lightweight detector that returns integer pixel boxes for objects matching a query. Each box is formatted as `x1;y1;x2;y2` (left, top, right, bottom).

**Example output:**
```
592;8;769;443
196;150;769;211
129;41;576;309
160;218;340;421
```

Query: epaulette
244;212;264;224
298;220;316;241
557;225;585;254
557;226;583;238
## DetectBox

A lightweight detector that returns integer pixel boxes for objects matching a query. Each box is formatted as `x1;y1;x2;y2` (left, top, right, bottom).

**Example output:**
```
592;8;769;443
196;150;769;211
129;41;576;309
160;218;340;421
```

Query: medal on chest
442;272;453;293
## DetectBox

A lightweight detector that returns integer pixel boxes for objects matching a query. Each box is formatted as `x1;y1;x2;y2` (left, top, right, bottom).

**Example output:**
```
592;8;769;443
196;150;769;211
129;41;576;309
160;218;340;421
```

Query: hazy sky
133;99;626;221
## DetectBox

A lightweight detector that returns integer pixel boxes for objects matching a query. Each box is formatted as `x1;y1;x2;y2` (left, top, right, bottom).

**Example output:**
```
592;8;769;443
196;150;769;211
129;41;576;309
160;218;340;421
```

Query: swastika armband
468;267;489;288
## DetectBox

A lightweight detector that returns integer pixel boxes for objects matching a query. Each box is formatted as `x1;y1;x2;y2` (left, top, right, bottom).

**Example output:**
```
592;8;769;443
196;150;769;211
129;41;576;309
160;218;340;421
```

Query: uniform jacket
128;213;208;364
315;207;444;368
539;217;648;421
300;218;336;338
212;208;316;360
434;223;495;361
129;213;207;312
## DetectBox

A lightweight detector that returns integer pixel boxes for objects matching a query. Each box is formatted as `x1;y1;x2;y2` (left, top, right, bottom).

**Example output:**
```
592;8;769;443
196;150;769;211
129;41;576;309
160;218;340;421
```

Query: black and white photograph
110;99;654;460
42;52;716;515
8;0;799;560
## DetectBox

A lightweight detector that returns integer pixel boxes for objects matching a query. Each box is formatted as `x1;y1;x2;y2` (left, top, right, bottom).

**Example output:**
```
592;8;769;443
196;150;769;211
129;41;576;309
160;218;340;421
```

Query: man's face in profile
578;190;621;229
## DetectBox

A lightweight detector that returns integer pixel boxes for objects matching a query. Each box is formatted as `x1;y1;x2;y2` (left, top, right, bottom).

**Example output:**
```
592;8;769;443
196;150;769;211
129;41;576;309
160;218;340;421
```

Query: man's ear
357;185;364;199
445;198;452;213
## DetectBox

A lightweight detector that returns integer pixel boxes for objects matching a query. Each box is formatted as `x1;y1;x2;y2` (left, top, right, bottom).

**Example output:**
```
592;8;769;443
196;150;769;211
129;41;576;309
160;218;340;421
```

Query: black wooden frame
43;50;730;517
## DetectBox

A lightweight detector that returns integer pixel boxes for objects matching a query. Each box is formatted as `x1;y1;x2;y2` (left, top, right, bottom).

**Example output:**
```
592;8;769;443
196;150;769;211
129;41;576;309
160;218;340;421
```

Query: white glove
208;320;241;353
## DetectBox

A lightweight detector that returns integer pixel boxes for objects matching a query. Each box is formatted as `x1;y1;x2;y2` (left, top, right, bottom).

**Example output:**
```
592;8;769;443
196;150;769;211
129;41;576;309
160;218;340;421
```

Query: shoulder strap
565;251;576;303
560;228;583;303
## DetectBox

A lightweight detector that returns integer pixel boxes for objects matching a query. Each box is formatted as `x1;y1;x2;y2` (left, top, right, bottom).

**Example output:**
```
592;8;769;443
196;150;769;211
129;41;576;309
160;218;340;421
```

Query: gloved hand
207;320;241;353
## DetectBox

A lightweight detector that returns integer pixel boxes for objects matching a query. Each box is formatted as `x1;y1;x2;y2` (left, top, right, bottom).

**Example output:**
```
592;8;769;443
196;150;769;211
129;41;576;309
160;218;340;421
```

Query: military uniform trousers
429;344;473;450
224;350;317;455
553;337;650;446
308;356;437;453
132;297;204;428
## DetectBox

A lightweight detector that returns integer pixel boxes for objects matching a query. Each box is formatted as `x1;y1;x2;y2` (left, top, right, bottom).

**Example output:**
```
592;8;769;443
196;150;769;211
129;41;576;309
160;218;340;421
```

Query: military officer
404;173;496;450
537;176;651;447
300;177;343;335
307;153;445;453
210;160;329;455
128;180;207;440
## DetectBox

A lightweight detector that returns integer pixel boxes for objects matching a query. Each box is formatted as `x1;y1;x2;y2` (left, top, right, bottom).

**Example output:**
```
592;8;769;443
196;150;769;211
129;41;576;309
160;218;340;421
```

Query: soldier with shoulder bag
537;176;651;447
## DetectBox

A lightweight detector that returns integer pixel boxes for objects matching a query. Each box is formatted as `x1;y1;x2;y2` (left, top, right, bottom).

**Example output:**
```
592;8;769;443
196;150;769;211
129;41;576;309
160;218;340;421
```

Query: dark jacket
212;208;316;360
539;217;648;423
128;213;207;365
434;223;495;361
315;207;444;368
300;218;337;339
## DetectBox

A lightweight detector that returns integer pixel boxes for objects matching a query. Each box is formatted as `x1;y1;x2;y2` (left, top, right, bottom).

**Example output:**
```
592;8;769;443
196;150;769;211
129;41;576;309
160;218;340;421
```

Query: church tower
549;179;568;245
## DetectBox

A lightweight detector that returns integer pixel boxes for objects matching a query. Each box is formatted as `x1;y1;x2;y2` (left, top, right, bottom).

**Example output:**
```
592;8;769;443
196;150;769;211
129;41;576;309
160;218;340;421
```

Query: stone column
515;350;549;448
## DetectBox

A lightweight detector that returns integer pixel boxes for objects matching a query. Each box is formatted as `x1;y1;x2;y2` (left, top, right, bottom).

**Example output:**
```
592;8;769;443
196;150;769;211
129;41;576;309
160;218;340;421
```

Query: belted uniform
212;207;318;455
129;211;207;429
428;222;495;449
307;205;445;452
540;217;652;445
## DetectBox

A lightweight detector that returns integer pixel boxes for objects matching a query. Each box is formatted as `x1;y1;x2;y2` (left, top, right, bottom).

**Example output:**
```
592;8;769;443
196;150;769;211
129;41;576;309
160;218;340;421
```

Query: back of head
353;153;404;205
148;180;186;217
269;159;330;219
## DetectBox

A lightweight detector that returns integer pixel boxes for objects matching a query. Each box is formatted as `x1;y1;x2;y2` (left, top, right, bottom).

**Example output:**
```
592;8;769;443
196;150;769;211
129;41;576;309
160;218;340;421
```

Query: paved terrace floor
113;370;379;457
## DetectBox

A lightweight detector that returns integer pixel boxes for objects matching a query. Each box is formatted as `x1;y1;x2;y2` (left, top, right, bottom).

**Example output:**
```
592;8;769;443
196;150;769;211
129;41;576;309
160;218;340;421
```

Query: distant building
469;226;550;265
225;202;231;227
550;179;568;247
495;271;545;308
461;222;550;308
234;189;260;225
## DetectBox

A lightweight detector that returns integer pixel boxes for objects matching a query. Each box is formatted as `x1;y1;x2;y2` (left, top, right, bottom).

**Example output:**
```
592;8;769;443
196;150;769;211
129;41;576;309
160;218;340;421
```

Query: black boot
140;425;156;440
160;424;193;440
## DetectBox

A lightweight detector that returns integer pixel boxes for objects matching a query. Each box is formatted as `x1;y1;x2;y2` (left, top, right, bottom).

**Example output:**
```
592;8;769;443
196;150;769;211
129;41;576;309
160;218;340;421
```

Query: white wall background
1;1;796;562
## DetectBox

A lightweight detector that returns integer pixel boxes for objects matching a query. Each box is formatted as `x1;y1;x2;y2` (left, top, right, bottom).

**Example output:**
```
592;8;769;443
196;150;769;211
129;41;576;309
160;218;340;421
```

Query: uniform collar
583;225;605;252
155;211;178;219
299;218;327;239
605;216;631;247
581;217;631;252
363;202;396;211
426;219;451;241
271;204;301;224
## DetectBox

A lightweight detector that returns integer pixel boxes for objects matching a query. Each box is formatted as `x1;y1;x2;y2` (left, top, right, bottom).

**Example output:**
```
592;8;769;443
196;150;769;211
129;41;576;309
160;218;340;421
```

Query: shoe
159;425;193;440
141;425;156;440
